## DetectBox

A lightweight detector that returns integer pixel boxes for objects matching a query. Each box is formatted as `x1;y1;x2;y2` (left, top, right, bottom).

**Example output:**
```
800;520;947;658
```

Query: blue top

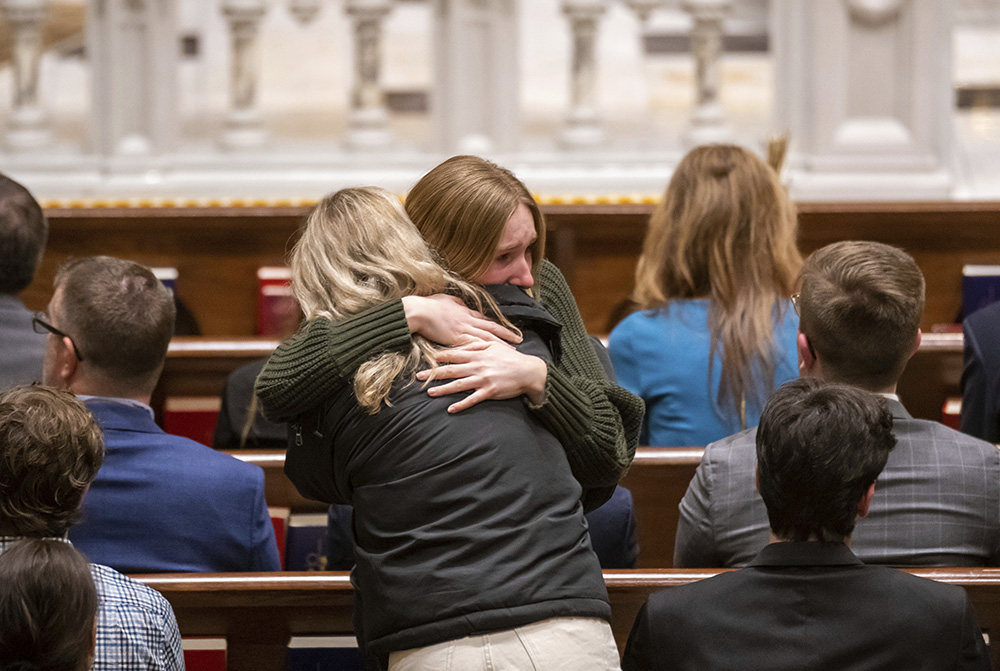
608;299;799;446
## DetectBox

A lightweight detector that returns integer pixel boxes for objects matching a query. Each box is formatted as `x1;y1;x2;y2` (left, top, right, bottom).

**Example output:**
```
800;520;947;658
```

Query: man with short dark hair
42;255;280;573
0;172;47;390
624;379;991;671
675;241;1000;567
0;384;183;670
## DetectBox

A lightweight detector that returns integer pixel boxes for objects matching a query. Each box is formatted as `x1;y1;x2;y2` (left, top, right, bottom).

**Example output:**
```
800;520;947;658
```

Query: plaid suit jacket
675;399;1000;568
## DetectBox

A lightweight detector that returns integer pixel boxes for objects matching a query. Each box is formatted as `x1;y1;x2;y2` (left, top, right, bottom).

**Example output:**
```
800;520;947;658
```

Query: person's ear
56;336;80;386
857;483;876;518
797;332;816;376
908;328;922;360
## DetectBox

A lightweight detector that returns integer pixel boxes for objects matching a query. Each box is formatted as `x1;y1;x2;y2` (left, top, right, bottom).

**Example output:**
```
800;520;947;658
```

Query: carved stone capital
287;0;322;24
680;0;732;22
221;0;268;22
623;0;664;22
844;0;907;27
345;0;393;20
0;0;50;24
561;0;608;21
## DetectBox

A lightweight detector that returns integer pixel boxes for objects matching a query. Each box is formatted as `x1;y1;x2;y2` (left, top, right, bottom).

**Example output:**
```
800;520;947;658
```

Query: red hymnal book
942;397;962;431
162;396;220;446
269;506;290;570
182;638;226;671
257;267;300;337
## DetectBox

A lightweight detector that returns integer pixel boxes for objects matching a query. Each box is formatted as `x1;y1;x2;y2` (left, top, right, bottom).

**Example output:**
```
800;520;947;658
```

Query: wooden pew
619;448;702;568
225;446;705;567
226;450;327;514
138;568;1000;670
26;202;1000;336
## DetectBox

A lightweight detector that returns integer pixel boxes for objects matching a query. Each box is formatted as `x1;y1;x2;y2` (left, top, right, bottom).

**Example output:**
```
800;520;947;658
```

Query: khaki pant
388;617;621;671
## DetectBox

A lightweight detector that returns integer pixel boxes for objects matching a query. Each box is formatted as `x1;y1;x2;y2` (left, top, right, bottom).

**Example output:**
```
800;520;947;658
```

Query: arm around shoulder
255;300;412;422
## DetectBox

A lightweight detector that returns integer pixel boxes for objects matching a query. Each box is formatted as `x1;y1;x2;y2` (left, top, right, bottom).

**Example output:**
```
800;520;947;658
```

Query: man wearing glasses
0;173;47;391
40;255;280;574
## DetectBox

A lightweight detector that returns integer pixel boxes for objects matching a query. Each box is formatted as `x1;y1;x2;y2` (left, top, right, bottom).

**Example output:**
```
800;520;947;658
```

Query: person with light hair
0;538;98;671
282;186;620;671
256;155;642;513
609;144;801;446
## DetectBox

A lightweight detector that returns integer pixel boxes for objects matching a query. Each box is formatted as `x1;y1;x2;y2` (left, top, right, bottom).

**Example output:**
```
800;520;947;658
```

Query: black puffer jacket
285;286;610;658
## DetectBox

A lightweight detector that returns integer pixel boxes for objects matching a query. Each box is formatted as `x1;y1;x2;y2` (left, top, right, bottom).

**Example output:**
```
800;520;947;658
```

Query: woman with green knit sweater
255;155;642;507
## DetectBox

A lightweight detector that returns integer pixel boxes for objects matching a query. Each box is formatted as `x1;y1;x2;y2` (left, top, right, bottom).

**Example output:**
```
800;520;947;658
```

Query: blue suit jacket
69;398;281;573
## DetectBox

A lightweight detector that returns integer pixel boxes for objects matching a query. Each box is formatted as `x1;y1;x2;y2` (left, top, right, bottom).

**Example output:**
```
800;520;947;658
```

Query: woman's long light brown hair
633;144;802;425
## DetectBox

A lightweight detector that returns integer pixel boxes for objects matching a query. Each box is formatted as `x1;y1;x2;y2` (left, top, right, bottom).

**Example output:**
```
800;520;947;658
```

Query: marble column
561;0;608;148
431;0;519;153
772;0;954;199
344;0;394;150
221;0;269;150
1;0;51;150
681;0;732;146
87;0;179;163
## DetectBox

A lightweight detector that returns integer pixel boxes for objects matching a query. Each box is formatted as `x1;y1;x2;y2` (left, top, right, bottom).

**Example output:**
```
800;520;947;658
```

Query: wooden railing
25;202;1000;336
137;568;1000;670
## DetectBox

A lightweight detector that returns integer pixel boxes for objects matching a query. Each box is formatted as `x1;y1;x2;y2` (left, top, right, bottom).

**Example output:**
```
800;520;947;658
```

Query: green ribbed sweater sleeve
254;299;412;422
530;260;644;488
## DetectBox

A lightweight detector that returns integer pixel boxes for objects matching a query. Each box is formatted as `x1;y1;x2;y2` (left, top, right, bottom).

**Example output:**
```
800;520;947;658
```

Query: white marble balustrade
0;0;991;201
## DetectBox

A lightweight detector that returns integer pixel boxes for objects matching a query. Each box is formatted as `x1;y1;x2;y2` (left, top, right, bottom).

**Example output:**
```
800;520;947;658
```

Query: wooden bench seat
138;568;1000;670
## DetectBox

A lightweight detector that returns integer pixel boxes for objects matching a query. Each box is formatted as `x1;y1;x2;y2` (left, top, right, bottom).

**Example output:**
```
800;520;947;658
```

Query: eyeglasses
32;312;84;362
790;293;801;316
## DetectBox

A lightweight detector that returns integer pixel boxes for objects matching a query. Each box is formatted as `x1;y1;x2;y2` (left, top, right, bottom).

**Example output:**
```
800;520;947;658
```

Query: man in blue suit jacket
41;255;280;573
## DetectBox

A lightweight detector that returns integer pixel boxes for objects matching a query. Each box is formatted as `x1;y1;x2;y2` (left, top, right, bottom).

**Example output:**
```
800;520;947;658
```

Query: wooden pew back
139;568;1000;670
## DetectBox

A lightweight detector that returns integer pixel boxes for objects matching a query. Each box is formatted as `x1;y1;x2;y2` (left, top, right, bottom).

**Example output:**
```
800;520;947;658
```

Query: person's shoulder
705;426;758;457
895;417;999;460
862;563;971;610
967;301;1000;333
647;568;744;613
89;563;176;620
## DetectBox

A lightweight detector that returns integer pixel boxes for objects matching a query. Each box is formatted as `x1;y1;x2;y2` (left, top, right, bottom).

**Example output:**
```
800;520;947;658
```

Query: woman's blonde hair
405;155;546;291
290;186;499;412
633;144;802;425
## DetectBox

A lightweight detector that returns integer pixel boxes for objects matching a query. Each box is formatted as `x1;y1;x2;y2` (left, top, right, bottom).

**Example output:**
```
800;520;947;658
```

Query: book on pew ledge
257;266;300;337
182;638;226;671
269;506;290;570
942;397;962;431
287;636;363;671
962;265;1000;319
162;396;220;446
152;267;178;296
285;512;330;571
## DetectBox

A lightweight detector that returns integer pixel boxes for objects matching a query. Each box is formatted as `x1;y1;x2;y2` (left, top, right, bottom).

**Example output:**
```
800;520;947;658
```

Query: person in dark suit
40;255;280;573
675;241;1000;568
962;300;1000;443
624;378;991;671
0;173;47;390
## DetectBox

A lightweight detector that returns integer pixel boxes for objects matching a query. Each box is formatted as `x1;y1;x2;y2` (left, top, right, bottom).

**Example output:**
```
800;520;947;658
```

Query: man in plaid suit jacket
675;241;1000;568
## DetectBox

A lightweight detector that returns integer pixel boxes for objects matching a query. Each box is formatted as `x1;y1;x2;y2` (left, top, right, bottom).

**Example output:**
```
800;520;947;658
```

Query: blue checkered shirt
0;538;184;670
